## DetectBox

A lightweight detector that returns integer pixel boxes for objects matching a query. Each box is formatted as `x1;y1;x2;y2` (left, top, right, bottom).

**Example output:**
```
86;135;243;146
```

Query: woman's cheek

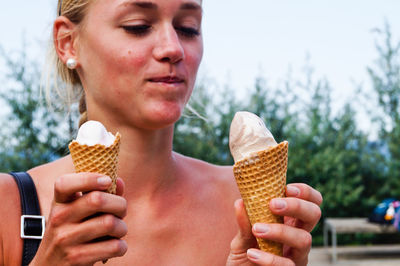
108;46;147;73
186;43;203;73
128;49;148;66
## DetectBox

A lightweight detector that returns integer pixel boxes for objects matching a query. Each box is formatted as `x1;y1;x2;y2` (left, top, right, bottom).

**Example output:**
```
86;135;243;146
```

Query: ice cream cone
233;141;288;255
68;132;121;194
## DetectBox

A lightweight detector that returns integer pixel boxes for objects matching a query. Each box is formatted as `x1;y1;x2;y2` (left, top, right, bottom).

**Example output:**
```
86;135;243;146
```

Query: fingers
246;248;295;266
50;173;126;226
286;183;323;206
35;173;127;265
228;184;321;266
51;191;127;225
235;199;253;241
230;199;257;252
79;191;127;219
228;199;310;266
53;214;128;246
250;223;311;265
54;173;113;203
270;197;321;232
64;238;127;265
272;183;322;232
252;223;311;253
227;199;258;265
116;177;125;196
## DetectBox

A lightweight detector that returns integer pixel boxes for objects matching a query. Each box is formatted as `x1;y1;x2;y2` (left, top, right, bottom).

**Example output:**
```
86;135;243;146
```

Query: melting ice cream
229;111;277;163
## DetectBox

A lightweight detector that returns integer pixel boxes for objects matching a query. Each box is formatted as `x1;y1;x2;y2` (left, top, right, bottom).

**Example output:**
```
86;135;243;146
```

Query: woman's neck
116;125;179;201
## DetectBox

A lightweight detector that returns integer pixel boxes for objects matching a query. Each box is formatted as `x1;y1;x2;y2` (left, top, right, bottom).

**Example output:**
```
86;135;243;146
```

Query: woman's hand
30;173;128;266
227;183;322;266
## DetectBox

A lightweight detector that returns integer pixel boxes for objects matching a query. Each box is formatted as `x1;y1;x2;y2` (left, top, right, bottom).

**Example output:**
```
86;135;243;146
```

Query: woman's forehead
86;0;202;20
100;0;202;6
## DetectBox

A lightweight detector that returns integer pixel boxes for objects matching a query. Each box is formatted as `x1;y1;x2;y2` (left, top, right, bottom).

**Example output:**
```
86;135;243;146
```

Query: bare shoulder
0;173;21;218
28;156;75;216
0;172;20;219
174;152;240;199
0;157;74;264
28;155;74;181
0;172;18;188
0;173;23;265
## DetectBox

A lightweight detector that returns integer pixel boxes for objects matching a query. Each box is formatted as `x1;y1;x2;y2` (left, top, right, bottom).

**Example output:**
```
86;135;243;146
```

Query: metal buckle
20;215;45;240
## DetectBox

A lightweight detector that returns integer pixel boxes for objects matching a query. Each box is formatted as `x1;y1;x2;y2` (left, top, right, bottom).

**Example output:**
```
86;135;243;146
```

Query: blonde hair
43;0;92;127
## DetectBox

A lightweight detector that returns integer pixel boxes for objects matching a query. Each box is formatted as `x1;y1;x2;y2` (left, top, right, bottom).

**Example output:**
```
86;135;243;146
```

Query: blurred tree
245;76;295;143
367;22;400;197
0;45;74;172
285;66;366;217
174;79;243;165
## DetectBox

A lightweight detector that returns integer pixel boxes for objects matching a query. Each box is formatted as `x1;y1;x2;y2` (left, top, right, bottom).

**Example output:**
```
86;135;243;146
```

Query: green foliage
0;46;74;172
367;22;400;198
173;79;242;165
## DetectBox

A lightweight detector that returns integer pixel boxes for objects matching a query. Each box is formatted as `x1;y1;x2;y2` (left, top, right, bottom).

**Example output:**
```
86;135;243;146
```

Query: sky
1;0;400;135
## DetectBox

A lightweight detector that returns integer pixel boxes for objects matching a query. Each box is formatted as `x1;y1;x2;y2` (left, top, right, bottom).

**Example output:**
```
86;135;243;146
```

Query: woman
0;0;322;265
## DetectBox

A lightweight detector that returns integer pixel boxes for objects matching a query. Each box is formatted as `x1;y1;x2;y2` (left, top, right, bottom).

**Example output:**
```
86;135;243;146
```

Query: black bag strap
9;172;44;266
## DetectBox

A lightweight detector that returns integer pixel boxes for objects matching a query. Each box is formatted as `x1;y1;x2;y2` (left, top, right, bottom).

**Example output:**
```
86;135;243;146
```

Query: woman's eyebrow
180;2;202;11
118;1;158;10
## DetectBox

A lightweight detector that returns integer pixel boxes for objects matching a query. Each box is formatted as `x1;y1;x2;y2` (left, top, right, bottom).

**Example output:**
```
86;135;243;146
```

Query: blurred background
2;0;400;258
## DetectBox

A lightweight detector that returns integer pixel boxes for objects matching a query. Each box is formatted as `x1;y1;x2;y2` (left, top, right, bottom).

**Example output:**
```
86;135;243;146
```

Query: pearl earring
66;58;77;69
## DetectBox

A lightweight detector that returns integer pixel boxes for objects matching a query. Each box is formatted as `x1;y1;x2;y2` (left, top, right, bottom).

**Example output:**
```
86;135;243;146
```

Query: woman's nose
153;25;184;64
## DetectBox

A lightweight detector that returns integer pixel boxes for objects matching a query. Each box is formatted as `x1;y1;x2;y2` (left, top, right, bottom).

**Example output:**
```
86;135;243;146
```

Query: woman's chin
139;104;185;130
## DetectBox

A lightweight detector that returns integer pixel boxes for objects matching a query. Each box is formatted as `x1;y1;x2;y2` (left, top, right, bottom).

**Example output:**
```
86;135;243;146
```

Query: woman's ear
53;16;78;64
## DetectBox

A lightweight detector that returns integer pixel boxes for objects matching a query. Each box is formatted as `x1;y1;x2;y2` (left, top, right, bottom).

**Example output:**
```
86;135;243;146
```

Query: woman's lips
148;76;184;83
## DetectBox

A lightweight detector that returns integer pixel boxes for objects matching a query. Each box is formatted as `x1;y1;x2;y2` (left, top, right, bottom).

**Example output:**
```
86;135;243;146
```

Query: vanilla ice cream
229;111;277;163
75;121;116;147
69;120;121;195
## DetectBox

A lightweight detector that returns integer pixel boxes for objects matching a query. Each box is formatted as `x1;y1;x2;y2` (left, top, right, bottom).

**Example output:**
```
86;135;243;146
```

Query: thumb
230;199;258;253
116;177;125;196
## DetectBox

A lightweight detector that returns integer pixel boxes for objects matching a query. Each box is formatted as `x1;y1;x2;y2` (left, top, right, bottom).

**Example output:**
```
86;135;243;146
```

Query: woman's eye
176;27;200;38
122;25;151;36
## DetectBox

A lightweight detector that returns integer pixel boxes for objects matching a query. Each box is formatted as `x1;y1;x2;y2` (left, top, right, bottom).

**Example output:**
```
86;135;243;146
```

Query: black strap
9;172;43;266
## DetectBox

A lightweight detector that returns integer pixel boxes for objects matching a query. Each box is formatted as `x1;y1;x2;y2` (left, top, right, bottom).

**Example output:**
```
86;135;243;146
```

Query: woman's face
76;0;203;130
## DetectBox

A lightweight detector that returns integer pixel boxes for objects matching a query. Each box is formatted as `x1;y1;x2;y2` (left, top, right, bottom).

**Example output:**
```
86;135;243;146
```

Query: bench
323;218;398;262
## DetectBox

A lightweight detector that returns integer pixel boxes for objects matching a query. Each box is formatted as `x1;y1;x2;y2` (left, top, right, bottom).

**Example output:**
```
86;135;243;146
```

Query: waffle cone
233;141;288;255
68;133;121;194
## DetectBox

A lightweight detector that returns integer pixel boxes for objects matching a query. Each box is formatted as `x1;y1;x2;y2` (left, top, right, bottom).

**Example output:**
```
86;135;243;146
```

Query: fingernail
272;199;287;210
253;223;269;234
286;185;300;197
98;176;112;186
247;249;261;260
